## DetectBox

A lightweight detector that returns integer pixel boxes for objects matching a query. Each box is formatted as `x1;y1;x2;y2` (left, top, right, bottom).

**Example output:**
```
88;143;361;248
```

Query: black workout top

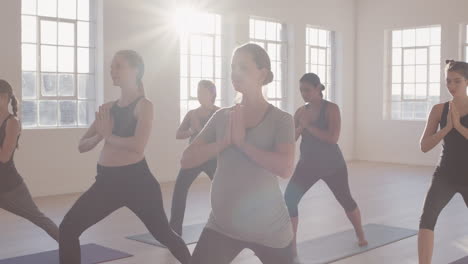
436;102;468;185
0;115;23;194
299;100;346;169
110;96;144;138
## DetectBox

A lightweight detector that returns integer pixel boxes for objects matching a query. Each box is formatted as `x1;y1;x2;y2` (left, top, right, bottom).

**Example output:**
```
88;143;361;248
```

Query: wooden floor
1;161;467;263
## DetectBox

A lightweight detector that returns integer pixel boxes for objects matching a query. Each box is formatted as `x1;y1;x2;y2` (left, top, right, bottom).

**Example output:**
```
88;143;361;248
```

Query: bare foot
358;239;368;247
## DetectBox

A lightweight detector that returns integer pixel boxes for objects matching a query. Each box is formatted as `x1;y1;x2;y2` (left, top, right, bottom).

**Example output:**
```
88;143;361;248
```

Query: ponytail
10;94;18;117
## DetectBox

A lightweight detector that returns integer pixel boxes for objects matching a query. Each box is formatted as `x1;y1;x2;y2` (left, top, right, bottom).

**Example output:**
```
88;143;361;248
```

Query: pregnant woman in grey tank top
181;43;296;264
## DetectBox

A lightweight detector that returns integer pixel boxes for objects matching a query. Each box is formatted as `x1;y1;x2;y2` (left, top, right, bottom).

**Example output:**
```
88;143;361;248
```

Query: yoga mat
127;223;205;248
0;243;132;264
449;256;468;264
296;223;417;264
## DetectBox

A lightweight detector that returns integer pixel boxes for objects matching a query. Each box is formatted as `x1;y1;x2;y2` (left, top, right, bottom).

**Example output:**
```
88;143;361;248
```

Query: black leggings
170;159;216;235
284;160;357;217
59;159;191;264
190;228;295;264
420;176;468;231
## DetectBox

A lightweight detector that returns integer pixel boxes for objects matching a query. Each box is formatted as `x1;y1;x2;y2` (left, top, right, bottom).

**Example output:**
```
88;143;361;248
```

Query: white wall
0;0;357;197
355;0;468;165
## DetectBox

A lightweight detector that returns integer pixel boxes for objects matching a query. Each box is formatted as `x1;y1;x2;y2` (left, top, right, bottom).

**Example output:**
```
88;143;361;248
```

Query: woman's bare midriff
98;142;144;167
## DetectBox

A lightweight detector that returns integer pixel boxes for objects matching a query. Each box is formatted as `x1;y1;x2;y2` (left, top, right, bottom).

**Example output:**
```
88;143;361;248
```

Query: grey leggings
190;228;295;264
0;182;59;241
420;176;468;231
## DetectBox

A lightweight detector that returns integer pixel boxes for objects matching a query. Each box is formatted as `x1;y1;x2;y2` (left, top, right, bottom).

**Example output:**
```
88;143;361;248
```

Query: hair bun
263;70;274;85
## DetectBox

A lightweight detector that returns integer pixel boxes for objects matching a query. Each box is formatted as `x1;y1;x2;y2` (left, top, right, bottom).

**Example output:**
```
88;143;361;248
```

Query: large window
179;12;223;122
306;26;334;100
389;26;441;121
249;18;287;110
21;0;97;128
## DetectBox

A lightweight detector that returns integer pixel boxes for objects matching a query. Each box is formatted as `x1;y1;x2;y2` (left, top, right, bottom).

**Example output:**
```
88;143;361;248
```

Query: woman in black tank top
170;80;220;235
58;51;191;264
0;79;59;242
284;73;367;260
418;60;468;264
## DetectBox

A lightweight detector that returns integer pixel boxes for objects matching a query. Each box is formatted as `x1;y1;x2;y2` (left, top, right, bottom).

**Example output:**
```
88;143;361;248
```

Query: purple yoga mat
0;243;132;264
450;256;468;264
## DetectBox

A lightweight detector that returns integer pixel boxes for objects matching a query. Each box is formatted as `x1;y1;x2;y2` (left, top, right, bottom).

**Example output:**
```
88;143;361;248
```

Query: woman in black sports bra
418;60;468;264
59;50;191;264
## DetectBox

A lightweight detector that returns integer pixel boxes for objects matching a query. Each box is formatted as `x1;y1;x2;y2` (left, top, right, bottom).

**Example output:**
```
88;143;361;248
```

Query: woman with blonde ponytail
0;79;59;243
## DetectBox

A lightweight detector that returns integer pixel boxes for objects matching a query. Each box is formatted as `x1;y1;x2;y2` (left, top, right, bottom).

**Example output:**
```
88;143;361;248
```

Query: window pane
41;73;57;96
429;83;440;98
78;74;95;99
78;100;94;126
58;22;75;46
416;28;430;46
41;45;57;72
197;13;215;34
190;35;202;55
190;78;200;98
404;65;415;83
22;15;37;43
39;100;58;126
77;21;90;47
77;0;90;21
404;49;415;65
430;46;440;64
392;30;402;47
58;0;76;19
318;49;326;64
392;83;402;99
22;44;37;71
318;29;327;47
430;27;441;45
22;72;37;99
392;66;401;83
430;65;440;82
22;100;37;127
201;36;213;56
215;36;221;56
22;0;37;15
254;20;266;39
58;74;74;96
201;56;213;78
58;46;74;72
40;20;57;45
59;100;77;126
415;49;427;65
403;84;415;100
402;29;415;47
190;56;202;77
310;48;318;64
415;65;427;83
266;22;277;41
392;48;402;65
38;0;57;17
415;83;427;99
309;28;318;46
77;48;93;73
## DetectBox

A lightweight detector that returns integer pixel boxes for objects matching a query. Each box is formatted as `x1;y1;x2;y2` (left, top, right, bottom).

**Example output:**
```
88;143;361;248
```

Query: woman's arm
420;104;451;153
176;111;196;140
181;110;229;169
232;106;296;179
0;117;20;163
